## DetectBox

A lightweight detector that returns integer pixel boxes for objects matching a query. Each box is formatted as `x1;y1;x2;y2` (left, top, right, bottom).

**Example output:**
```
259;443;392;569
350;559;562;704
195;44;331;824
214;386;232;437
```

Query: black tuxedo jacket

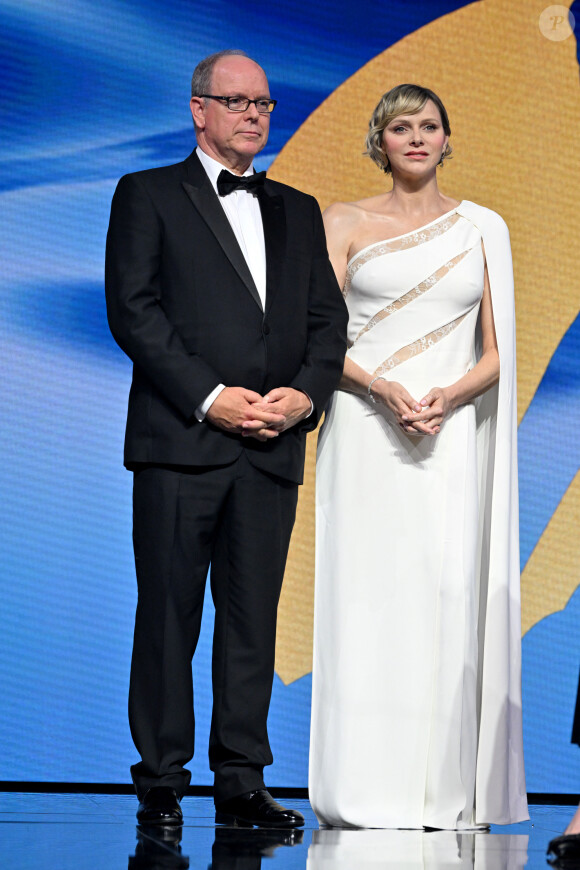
105;149;347;483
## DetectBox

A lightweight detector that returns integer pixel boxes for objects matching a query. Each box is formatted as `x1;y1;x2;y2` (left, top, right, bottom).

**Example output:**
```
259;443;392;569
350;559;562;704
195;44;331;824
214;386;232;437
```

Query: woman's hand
371;378;437;436
401;386;454;435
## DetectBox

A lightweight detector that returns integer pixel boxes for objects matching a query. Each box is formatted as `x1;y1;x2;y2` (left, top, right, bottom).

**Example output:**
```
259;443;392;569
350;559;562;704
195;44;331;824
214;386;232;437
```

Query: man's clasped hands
205;386;312;441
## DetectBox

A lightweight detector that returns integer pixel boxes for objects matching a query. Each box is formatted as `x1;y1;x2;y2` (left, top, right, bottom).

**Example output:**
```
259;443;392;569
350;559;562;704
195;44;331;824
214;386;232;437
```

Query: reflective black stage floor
0;793;574;869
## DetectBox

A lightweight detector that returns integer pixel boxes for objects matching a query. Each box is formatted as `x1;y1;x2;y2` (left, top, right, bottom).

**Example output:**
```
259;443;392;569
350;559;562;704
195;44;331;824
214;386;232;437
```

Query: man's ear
190;97;206;131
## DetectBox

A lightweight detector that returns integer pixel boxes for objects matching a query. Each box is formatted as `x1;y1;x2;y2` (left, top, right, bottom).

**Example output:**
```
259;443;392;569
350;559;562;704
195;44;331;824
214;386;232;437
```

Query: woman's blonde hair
365;83;452;174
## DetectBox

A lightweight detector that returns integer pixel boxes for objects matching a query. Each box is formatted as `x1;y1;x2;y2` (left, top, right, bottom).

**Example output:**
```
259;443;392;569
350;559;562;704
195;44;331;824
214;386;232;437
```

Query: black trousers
128;452;298;803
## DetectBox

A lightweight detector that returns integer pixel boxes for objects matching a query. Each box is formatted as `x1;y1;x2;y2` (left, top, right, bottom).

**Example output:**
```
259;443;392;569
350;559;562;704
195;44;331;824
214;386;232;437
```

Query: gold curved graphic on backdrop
521;470;580;634
272;0;580;684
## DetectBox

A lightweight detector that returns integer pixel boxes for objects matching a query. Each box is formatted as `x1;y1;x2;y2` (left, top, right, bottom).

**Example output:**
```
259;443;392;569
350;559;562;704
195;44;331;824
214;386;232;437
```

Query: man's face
190;56;271;173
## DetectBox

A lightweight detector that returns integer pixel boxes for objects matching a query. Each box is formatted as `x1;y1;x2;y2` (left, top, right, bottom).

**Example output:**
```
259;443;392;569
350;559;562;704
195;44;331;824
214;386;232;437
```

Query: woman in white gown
310;84;528;829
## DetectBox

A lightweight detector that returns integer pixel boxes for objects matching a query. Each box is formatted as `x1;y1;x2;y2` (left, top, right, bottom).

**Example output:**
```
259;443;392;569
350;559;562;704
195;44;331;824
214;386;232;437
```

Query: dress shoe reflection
307;829;529;869
209;826;304;870
129;825;189;869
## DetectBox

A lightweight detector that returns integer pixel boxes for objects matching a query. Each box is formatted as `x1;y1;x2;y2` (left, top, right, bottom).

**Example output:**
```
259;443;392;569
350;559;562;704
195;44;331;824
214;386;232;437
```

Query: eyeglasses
199;95;277;114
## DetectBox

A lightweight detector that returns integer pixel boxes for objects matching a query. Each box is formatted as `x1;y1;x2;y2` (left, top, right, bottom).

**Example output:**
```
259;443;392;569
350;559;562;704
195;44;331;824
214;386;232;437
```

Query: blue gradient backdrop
0;0;578;791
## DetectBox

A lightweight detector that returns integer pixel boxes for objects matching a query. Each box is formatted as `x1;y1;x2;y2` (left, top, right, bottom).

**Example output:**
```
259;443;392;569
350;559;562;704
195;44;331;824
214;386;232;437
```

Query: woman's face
382;99;448;176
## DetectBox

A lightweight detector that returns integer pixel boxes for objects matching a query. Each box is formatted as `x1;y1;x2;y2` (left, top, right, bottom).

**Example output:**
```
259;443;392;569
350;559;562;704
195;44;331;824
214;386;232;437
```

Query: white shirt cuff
195;384;226;422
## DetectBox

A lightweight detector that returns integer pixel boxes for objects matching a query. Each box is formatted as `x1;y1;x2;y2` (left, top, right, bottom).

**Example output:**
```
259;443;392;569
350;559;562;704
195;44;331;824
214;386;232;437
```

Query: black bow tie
217;169;266;197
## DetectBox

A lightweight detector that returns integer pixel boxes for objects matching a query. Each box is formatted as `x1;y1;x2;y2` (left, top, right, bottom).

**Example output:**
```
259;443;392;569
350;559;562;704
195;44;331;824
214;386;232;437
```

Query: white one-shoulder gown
310;204;528;829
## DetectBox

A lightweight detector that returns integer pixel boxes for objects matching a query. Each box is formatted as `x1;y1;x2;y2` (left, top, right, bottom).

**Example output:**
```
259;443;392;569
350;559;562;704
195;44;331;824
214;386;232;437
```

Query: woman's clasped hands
370;378;452;436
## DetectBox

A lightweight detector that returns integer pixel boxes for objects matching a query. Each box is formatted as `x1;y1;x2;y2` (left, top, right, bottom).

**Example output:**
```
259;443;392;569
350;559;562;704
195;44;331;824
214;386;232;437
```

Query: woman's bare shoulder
323;200;361;221
323;195;389;227
322;203;362;243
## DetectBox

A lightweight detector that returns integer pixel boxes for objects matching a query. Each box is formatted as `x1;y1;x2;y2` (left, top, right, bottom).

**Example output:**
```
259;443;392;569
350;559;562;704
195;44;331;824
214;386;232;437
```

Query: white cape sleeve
457;201;528;824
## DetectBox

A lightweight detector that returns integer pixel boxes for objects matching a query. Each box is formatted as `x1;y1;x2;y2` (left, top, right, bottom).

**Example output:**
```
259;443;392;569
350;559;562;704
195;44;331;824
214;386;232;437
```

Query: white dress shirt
193;147;312;423
194;148;267;422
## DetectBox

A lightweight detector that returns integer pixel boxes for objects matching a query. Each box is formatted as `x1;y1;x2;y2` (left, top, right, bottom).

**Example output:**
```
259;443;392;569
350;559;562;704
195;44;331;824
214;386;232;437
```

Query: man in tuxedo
105;50;347;828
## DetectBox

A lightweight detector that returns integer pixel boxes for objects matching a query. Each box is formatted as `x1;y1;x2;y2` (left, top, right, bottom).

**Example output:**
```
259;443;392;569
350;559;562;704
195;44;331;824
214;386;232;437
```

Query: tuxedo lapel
259;185;286;316
181;153;263;310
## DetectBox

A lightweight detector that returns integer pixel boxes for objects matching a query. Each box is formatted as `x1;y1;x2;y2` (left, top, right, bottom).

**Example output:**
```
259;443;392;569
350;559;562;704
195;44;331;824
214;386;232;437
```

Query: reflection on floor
0;793;574;869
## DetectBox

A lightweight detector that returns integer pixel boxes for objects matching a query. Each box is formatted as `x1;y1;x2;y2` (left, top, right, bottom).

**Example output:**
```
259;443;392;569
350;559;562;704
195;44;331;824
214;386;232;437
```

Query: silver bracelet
367;375;386;404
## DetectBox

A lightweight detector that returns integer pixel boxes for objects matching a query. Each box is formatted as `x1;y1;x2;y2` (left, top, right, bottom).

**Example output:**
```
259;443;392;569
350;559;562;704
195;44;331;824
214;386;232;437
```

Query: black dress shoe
136;786;183;826
548;833;580;863
215;789;305;828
